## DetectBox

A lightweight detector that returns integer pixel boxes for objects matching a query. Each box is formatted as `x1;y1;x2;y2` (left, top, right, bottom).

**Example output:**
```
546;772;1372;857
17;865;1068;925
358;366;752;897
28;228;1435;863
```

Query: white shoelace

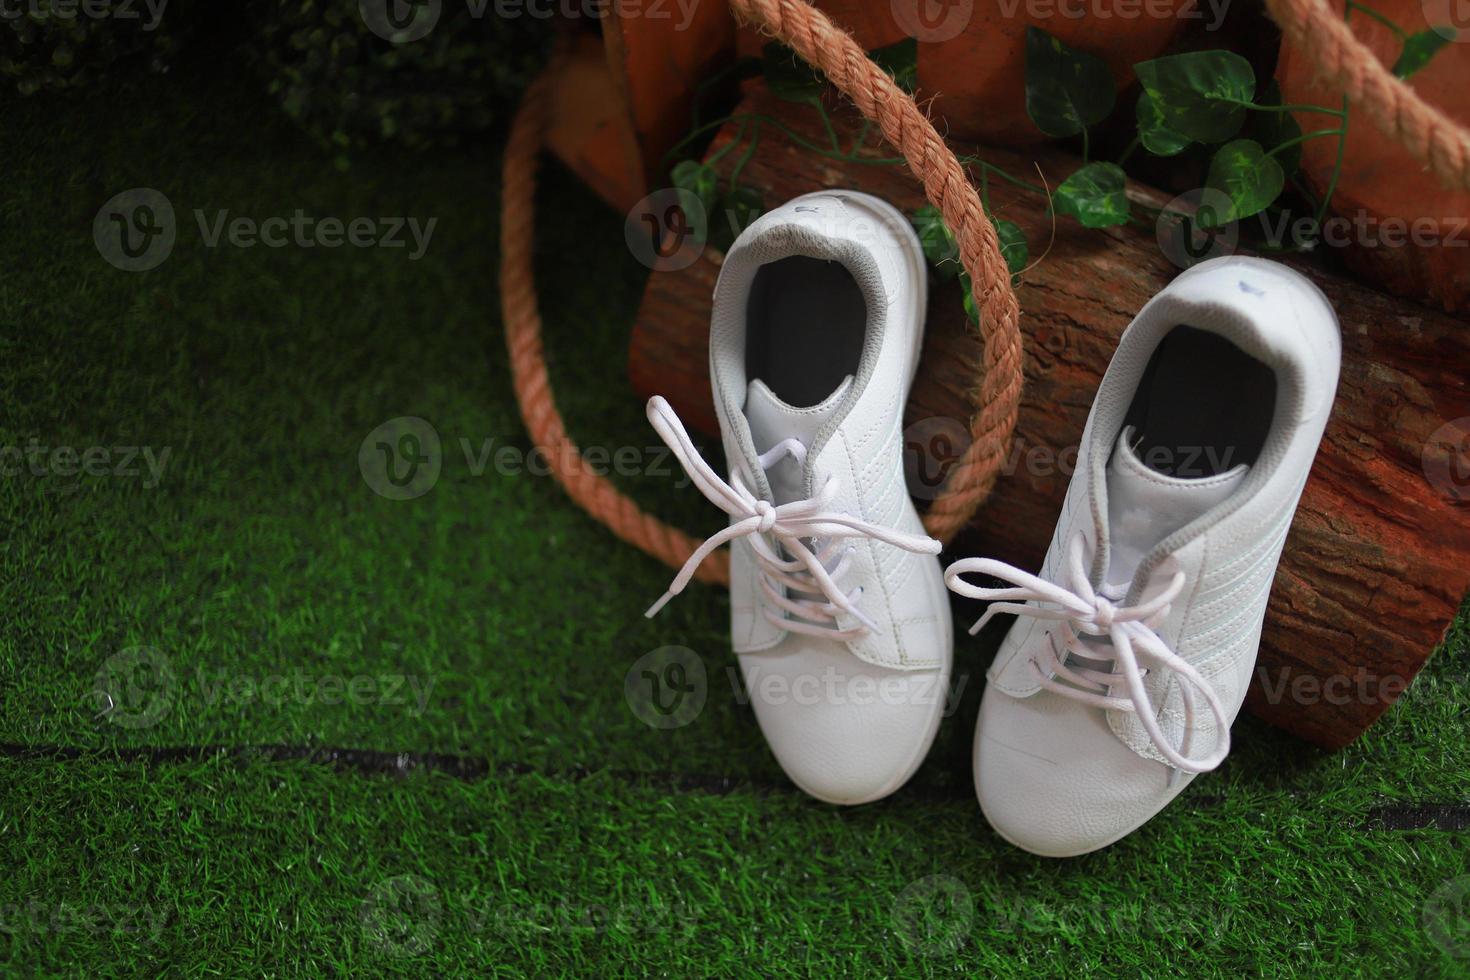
644;396;941;639
945;531;1230;773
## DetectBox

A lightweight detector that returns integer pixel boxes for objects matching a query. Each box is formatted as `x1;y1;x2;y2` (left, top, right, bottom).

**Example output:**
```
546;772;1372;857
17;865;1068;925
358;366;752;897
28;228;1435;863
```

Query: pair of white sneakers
645;191;1340;857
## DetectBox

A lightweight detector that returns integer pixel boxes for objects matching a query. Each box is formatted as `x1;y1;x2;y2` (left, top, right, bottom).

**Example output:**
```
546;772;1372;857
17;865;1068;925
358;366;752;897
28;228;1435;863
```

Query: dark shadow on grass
2;740;1464;831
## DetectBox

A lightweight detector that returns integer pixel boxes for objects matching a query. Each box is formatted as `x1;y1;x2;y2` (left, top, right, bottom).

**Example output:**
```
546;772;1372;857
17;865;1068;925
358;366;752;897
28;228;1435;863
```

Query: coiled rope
500;0;1024;586
1264;0;1470;191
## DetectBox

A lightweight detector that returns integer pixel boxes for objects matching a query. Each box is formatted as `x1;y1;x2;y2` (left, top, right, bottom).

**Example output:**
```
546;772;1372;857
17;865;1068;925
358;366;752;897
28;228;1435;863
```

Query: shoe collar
709;216;888;501
1082;272;1312;606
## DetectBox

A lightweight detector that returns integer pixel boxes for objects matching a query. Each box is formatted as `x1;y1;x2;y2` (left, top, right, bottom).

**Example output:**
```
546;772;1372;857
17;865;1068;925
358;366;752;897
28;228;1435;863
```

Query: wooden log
626;85;1470;749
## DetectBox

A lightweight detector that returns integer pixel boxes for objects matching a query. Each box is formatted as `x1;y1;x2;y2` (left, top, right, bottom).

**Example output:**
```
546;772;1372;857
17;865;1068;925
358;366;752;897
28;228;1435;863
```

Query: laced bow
644;396;941;639
945;532;1230;773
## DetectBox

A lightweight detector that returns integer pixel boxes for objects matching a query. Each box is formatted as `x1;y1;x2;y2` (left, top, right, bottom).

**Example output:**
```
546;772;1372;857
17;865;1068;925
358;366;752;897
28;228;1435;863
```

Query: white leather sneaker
646;190;953;805
946;256;1340;856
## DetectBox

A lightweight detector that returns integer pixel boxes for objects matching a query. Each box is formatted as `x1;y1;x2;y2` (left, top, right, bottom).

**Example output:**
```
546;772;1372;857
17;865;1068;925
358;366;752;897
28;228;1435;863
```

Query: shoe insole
745;257;866;408
1121;325;1276;477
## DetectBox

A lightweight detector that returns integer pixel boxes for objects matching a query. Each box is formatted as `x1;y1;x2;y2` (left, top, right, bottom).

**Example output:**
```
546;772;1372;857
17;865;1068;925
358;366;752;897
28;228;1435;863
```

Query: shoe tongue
742;376;852;505
1104;426;1248;587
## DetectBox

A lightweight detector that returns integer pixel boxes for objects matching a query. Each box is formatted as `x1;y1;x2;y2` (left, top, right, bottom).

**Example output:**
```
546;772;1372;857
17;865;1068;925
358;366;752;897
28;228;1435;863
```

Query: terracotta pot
1277;0;1470;312
735;0;911;57
915;0;1199;145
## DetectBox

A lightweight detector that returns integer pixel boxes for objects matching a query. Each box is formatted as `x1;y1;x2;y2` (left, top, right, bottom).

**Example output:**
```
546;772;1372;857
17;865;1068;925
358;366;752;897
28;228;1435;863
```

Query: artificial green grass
1;49;1468;977
2;752;1468;975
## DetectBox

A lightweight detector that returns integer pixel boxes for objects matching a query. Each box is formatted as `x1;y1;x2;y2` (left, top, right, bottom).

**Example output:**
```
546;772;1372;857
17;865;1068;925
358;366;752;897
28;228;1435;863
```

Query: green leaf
909;204;960;281
1024;26;1115;138
724;185;763;225
994;218;1028;277
762;42;825;105
869;38;918;93
1246;81;1303;176
671;160;718;215
959;271;979;325
1134;50;1255;143
670;160;718;243
913;206;1024;293
1053;162;1130;228
1205;138;1285;225
1393;29;1452;79
1136;91;1192;157
709;186;763;253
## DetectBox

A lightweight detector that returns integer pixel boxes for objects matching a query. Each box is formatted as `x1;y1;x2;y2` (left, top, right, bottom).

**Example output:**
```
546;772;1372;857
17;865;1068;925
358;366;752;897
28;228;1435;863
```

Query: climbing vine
662;4;1456;321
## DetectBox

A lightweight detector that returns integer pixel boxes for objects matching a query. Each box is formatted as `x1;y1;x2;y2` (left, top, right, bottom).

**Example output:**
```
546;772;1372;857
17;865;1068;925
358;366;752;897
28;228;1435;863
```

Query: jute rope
500;0;1469;588
501;68;727;584
1264;0;1470;191
500;0;1024;587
